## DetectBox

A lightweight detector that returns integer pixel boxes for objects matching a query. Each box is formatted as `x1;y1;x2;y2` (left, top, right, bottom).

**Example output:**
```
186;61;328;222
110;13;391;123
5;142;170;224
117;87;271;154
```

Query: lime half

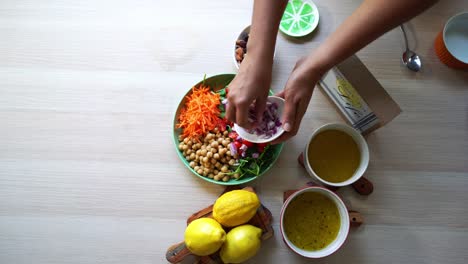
280;0;319;37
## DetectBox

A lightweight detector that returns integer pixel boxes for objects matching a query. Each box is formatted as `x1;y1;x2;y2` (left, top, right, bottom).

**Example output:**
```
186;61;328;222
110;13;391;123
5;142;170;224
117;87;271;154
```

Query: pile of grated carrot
177;85;221;141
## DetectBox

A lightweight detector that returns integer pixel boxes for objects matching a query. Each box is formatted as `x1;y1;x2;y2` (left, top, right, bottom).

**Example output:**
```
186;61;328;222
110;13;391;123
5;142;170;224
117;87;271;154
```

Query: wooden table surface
1;1;467;263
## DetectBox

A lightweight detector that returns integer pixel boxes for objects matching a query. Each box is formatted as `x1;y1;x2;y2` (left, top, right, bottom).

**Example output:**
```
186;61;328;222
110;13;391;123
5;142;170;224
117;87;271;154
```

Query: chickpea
197;169;203;174
190;153;196;160
214;175;221;181
201;145;206;150
189;161;196;168
215;162;222;169
211;141;219;148
217;137;223;144
211;147;217;154
178;135;183;141
214;153;220;160
226;151;232;156
233;173;240;179
223;130;228;136
229;159;235;166
214;127;219;133
199;156;204;162
219;148;226;155
186;149;192;155
183;138;189;144
221;157;227;163
216;133;221;138
202;171;208;176
202;157;209;163
194;166;200;171
199;149;207;156
211;158;217;164
221;165;229;173
222;176;230;182
207;152;213;158
213;169;219;175
182;145;188;151
208;173;214;179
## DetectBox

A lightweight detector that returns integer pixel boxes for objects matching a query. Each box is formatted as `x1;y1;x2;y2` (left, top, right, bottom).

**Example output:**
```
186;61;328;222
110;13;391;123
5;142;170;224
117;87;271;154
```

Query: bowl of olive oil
304;123;369;187
280;186;350;258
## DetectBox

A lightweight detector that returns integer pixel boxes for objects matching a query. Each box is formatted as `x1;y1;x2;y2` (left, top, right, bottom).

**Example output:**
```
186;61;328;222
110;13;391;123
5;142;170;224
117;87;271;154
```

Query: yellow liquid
307;130;360;183
284;192;340;251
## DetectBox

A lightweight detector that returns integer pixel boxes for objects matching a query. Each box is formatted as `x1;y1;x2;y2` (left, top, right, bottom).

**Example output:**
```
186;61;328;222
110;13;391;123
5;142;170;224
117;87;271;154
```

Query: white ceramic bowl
233;25;276;70
304;123;369;187
233;96;285;143
280;186;350;258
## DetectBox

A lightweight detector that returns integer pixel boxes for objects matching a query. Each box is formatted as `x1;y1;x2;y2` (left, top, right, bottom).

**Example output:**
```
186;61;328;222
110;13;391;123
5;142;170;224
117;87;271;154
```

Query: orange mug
434;12;468;69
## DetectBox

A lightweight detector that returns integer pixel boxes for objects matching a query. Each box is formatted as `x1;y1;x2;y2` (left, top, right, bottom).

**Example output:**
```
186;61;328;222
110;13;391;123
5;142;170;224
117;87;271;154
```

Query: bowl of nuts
173;74;284;185
233;25;277;70
233;26;250;69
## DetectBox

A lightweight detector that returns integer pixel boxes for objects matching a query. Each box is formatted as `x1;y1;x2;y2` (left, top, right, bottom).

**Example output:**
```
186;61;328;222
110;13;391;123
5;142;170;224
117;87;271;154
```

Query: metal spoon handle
400;24;409;51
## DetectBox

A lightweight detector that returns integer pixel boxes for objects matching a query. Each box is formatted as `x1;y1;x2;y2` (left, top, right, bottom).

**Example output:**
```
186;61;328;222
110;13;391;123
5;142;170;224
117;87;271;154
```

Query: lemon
213;190;260;227
280;0;320;37
184;218;226;256
220;225;262;264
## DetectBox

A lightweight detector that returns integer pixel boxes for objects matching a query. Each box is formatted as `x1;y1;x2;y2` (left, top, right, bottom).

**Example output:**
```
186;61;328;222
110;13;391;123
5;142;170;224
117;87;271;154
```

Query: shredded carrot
177;85;221;141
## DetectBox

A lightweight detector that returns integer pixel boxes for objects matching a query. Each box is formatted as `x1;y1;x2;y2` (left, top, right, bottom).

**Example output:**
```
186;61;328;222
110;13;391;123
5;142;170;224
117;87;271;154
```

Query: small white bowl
233;96;285;143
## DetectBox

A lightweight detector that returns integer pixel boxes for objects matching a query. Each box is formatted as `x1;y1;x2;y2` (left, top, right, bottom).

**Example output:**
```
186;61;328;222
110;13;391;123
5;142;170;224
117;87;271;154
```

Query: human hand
270;57;323;144
226;55;272;129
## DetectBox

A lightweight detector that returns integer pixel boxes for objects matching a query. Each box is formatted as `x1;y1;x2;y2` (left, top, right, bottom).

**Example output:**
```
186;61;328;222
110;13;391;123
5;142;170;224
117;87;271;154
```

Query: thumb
281;97;296;133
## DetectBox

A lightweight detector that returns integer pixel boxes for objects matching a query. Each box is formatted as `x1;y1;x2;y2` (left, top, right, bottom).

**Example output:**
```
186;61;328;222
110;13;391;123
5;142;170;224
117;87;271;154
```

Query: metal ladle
400;24;422;72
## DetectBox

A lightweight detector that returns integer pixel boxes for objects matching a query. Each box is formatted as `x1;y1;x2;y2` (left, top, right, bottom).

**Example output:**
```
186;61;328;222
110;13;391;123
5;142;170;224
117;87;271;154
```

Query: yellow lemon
220;225;262;263
184;218;226;256
213;190;260;227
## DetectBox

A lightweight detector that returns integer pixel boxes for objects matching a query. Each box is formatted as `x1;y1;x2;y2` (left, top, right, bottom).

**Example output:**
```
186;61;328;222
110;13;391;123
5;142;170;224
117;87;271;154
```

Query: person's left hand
270;57;322;144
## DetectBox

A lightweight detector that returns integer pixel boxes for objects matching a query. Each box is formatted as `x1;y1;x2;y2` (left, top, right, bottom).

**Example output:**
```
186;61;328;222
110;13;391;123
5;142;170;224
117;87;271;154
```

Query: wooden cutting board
166;186;273;264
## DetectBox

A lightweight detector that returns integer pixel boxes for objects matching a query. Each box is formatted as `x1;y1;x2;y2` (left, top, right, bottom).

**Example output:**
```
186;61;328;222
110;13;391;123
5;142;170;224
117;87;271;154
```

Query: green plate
173;74;284;185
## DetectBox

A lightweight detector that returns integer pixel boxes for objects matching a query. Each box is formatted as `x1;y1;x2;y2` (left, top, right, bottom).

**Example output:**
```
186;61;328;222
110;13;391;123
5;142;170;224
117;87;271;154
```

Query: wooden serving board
166;186;273;264
297;152;374;195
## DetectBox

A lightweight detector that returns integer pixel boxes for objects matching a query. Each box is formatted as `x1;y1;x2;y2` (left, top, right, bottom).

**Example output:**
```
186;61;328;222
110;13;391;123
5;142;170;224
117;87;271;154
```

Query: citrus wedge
280;0;319;37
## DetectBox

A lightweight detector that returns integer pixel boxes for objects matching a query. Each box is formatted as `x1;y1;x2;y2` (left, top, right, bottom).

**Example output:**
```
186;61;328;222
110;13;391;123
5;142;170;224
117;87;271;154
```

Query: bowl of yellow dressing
280;187;350;258
304;123;369;187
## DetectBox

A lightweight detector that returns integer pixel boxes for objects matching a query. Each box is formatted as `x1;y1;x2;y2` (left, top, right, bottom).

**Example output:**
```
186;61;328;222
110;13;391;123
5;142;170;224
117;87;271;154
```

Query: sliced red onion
247;101;282;139
229;142;238;156
240;144;248;152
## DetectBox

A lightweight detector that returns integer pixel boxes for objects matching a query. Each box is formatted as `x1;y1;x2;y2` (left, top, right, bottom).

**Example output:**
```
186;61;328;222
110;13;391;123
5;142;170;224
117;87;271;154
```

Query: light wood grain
1;1;467;264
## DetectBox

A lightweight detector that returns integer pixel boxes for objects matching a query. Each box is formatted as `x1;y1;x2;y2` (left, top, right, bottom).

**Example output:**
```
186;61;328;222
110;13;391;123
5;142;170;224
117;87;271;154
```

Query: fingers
281;95;296;133
235;100;252;129
225;99;236;123
270;94;310;145
275;90;285;98
254;97;267;127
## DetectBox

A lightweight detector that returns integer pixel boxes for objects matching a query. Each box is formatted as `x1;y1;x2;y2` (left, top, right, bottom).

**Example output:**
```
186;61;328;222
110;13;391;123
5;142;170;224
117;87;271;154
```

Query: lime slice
280;0;319;37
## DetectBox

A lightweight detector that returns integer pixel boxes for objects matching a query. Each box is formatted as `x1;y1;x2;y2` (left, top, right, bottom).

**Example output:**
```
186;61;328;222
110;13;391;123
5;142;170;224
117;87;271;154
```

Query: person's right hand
226;55;272;129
